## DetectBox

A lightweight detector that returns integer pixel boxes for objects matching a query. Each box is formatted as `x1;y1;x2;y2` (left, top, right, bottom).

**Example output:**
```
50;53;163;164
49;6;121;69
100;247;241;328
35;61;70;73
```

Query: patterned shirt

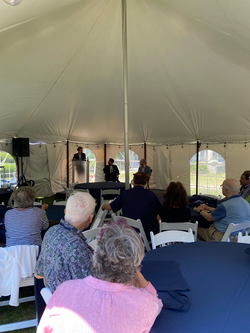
5;207;49;247
240;184;250;200
35;219;93;293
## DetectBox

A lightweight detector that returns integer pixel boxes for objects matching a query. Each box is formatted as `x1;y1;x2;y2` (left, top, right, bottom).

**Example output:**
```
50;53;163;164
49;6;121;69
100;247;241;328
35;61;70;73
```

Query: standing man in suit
138;159;151;188
73;146;86;161
103;158;120;182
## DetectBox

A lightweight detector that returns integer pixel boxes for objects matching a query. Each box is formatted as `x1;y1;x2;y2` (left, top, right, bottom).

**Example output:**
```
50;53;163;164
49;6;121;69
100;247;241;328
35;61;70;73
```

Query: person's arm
200;210;214;221
134;271;149;288
102;204;112;211
40;205;49;230
41;204;48;211
34;273;44;279
196;203;215;212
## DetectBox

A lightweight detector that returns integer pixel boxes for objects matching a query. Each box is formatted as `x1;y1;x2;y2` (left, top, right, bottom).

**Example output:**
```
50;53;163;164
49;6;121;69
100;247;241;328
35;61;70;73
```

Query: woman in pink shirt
37;219;163;333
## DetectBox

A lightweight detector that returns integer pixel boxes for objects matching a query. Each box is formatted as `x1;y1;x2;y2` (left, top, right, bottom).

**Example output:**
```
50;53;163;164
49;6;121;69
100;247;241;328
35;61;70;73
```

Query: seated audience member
37;220;163;333
138;159;152;187
103;158;120;182
157;182;191;222
197;178;250;241
240;170;250;204
34;192;95;293
5;187;48;247
102;172;161;239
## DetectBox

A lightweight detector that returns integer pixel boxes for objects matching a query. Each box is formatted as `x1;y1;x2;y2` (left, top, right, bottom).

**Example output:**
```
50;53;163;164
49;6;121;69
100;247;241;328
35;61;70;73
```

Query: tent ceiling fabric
1;0;250;144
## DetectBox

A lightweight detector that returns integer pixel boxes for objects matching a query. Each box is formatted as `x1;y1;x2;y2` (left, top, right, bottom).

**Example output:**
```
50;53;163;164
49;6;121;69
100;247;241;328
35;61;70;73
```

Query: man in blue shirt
197;178;250;241
102;172;161;239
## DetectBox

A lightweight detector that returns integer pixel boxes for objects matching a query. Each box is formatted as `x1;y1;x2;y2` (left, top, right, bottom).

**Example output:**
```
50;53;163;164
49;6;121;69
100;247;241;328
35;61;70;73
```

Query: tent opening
0;151;17;188
115;150;140;183
190;150;225;196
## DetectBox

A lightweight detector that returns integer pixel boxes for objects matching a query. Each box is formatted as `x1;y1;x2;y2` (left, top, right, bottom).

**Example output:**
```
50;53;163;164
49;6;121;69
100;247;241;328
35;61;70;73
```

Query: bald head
222;178;240;196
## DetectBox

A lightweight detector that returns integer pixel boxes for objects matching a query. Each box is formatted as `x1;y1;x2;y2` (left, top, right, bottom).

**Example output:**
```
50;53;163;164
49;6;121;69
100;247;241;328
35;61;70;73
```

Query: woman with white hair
37;219;162;333
5;186;48;246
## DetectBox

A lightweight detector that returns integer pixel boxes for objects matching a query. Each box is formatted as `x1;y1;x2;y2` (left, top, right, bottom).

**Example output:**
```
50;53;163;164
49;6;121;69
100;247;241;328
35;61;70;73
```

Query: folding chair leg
0;319;37;332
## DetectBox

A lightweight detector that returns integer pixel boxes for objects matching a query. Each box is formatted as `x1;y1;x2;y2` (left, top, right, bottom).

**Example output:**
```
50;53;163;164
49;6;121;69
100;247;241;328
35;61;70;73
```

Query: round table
143;242;250;333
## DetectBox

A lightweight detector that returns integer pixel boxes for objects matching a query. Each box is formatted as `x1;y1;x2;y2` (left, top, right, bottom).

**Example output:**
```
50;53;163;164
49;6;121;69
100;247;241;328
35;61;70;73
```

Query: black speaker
12;138;30;157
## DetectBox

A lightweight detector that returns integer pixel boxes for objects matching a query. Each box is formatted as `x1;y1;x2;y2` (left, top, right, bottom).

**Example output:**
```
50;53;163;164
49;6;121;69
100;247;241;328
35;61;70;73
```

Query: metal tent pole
122;0;129;189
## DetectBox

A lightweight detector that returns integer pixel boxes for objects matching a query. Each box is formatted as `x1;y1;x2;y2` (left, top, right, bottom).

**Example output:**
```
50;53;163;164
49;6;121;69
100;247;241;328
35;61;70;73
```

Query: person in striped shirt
4;186;49;247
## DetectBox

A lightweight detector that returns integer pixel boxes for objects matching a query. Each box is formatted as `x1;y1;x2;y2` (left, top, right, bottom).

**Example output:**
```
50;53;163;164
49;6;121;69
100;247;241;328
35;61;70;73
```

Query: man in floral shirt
35;192;95;293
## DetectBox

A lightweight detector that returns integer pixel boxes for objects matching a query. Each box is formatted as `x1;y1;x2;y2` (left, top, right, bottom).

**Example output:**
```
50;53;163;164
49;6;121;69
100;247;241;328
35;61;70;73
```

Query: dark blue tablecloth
74;182;127;210
0;189;13;205
144;242;250;333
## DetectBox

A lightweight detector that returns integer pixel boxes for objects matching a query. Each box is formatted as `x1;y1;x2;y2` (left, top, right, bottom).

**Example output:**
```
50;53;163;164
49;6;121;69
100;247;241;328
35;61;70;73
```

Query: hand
41;203;48;211
196;204;206;212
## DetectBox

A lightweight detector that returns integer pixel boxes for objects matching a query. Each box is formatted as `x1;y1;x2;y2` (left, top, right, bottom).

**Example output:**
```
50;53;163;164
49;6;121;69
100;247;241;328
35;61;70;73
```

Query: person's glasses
220;184;224;188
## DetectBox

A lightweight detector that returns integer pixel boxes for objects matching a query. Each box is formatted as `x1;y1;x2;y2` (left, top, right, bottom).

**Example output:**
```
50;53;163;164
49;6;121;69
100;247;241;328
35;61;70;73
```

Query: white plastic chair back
112;214;151;252
221;221;250;242
91;208;108;229
40;287;53;305
160;221;198;241
150;229;194;250
53;200;67;206
100;189;120;205
73;189;90;194
33;200;42;206
62;186;71;200
83;228;101;250
237;232;250;244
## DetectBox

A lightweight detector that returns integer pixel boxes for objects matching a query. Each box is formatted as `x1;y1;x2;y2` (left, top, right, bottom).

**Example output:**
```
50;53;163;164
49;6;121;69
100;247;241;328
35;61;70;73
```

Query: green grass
190;173;225;196
0;287;36;333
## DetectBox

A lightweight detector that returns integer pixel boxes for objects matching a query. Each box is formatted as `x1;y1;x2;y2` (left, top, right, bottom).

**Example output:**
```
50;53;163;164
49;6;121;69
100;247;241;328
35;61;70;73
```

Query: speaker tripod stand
17;156;35;187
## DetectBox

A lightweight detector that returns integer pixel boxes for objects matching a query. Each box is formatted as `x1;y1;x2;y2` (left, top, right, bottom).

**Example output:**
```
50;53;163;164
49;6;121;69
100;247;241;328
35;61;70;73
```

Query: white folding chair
0;245;39;332
63;186;71;200
91;208;108;229
34;200;42;206
112;214;151;252
73;189;90;194
150;229;194;250
237;232;250;244
159;221;198;241
82;228;101;250
53;200;67;206
40;287;53;305
221;221;250;242
100;189;120;206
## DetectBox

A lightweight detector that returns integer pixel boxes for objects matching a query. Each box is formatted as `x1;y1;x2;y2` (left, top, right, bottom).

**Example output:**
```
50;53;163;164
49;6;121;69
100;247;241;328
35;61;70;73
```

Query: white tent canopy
1;0;250;196
1;0;250;144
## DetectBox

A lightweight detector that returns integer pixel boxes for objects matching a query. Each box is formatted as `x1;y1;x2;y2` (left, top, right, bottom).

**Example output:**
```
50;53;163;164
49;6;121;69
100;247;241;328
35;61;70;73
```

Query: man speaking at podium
72;147;86;181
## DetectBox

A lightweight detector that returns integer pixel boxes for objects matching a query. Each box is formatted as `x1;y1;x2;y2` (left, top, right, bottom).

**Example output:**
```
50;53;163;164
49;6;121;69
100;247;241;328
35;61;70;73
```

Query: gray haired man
35;191;96;292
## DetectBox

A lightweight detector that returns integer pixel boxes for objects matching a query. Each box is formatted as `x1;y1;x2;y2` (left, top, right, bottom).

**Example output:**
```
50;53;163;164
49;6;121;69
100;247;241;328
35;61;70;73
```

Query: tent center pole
196;140;201;194
122;0;129;190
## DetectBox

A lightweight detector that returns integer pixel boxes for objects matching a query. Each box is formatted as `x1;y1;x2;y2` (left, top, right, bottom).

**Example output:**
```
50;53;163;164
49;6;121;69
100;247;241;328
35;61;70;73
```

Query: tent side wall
1;142;250;197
